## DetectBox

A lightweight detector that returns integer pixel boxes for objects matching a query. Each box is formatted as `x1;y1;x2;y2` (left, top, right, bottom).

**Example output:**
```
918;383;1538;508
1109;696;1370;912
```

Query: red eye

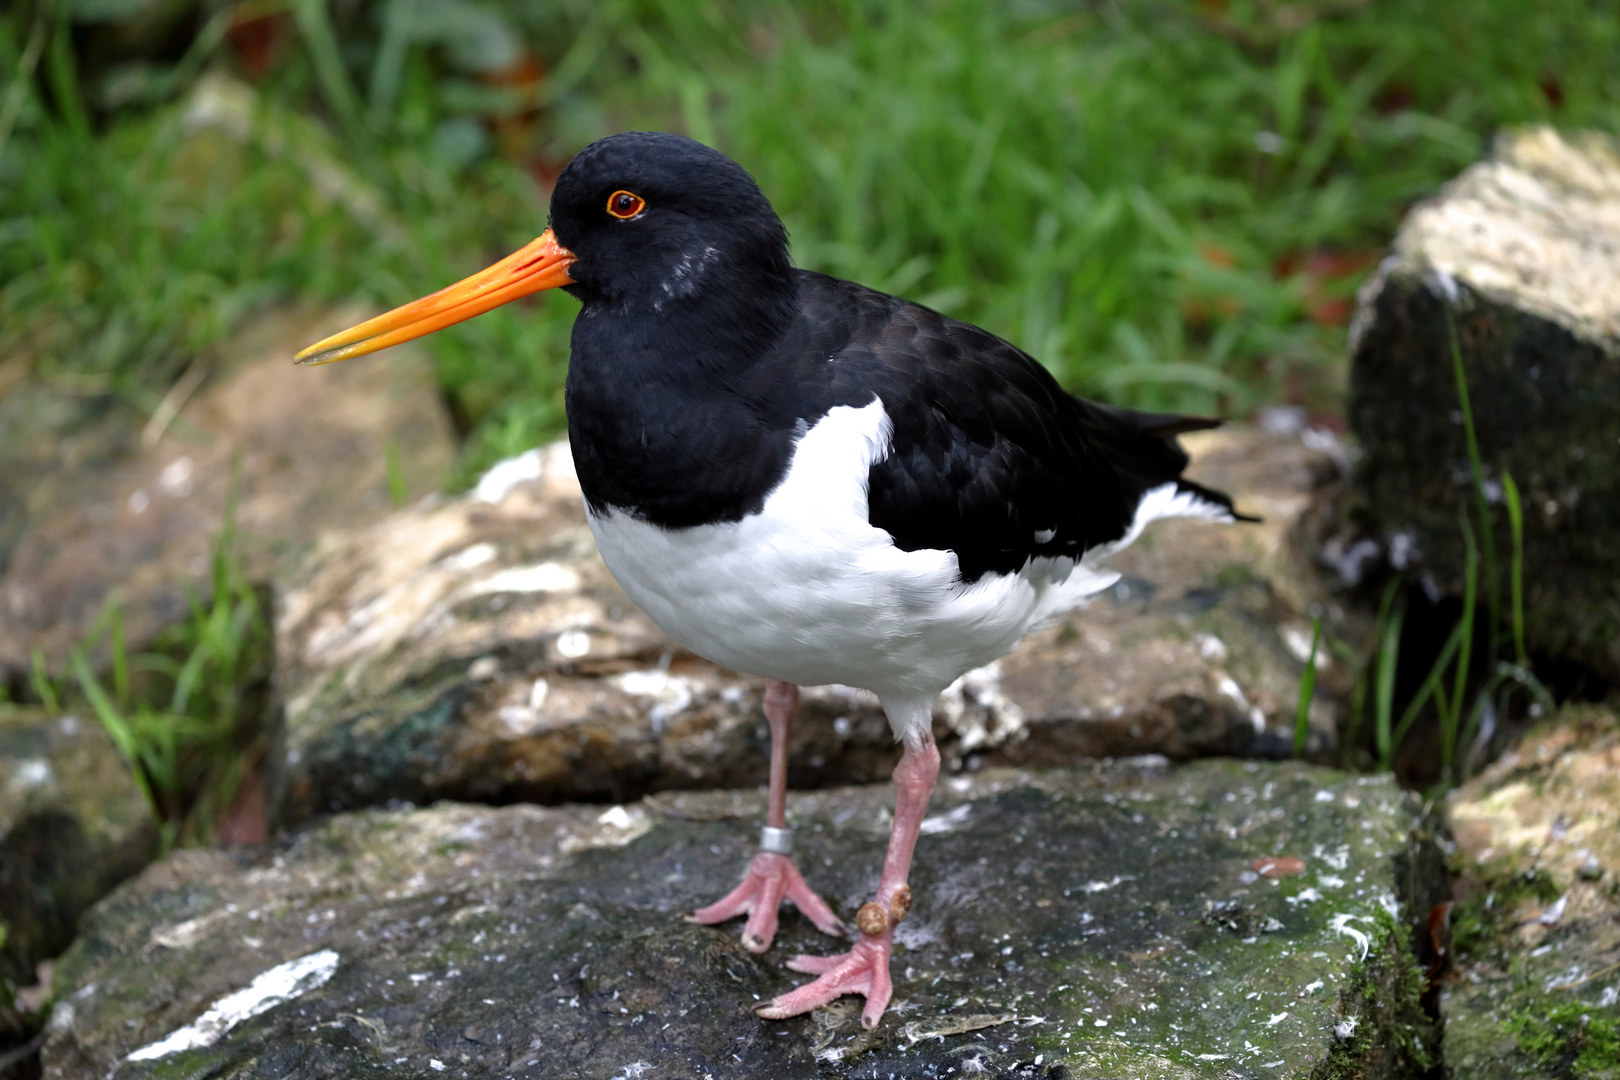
606;190;646;219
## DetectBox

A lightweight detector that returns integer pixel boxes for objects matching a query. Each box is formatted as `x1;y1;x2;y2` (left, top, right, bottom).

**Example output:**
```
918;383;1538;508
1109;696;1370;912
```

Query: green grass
534;0;1620;417
1505;1003;1620;1079
35;492;272;850
3;0;1618;482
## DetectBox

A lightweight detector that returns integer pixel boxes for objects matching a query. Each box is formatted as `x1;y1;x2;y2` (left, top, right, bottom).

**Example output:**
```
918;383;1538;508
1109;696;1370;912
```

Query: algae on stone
45;759;1440;1079
1443;706;1620;1080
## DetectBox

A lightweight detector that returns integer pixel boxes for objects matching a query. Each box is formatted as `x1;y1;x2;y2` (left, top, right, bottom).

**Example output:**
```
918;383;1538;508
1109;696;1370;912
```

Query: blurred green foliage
2;0;1617;480
27;484;272;849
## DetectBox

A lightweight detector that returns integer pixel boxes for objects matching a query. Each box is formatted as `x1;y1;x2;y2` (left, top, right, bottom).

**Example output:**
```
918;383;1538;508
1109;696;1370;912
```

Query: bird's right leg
685;680;845;952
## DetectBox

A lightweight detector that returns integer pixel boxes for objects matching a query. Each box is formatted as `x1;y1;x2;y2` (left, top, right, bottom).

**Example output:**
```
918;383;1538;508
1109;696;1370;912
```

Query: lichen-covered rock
272;427;1355;825
1443;705;1620;1079
0;305;455;681
1346;126;1620;680
43;759;1441;1079
0;708;158;994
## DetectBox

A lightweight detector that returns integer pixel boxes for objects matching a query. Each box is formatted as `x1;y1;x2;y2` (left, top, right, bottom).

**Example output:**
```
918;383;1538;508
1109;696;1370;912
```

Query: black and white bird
296;131;1247;1030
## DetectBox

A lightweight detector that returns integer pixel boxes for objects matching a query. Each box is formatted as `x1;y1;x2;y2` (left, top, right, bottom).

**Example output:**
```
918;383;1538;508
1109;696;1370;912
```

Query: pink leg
685;681;844;952
756;732;941;1029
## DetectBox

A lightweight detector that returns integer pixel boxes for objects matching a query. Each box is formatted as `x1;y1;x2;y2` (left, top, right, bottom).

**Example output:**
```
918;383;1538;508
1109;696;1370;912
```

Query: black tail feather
1176;477;1262;524
1126;411;1225;439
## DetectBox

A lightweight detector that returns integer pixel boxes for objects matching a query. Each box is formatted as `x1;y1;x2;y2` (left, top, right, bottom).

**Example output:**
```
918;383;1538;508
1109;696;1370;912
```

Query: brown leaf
1253;855;1307;878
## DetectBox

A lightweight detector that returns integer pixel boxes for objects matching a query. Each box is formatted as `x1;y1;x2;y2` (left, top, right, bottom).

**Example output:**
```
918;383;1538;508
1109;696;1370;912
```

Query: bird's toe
755;931;894;1024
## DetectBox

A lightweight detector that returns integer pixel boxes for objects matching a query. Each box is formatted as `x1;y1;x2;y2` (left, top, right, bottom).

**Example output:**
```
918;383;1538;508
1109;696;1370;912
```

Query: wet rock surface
273;426;1354;825
1346;126;1620;680
44;759;1439;1079
0;707;157;999
1443;705;1620;1079
0;306;456;682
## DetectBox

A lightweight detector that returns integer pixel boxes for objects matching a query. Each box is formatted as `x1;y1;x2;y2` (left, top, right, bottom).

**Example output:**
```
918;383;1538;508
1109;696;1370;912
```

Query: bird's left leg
755;724;941;1030
685;680;845;952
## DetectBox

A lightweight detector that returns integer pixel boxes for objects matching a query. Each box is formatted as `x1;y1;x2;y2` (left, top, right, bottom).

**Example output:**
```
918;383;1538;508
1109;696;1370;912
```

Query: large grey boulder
1346;127;1620;680
43;759;1442;1079
272;425;1356;825
0;708;157;999
0;306;455;681
1443;705;1620;1079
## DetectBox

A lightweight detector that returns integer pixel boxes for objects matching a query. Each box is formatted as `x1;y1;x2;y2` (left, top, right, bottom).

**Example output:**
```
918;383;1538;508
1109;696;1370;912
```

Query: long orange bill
294;229;577;366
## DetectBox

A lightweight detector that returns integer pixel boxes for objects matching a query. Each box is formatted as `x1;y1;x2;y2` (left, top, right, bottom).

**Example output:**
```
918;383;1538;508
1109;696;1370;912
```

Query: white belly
585;400;1121;701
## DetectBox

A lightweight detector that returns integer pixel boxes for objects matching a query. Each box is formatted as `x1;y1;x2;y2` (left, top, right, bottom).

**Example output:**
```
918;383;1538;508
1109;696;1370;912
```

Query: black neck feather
564;266;803;526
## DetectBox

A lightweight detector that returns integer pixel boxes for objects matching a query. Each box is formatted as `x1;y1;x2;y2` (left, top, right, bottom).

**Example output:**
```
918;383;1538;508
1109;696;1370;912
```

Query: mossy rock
1346;127;1620;681
44;759;1441;1078
0;707;159;1046
1443;706;1620;1079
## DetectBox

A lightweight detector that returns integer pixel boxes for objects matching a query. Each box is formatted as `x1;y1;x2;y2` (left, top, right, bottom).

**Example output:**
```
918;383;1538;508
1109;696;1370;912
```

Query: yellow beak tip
292;346;343;367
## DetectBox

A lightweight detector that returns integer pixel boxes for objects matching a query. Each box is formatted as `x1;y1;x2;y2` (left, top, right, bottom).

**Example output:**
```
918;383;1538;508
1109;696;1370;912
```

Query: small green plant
28;647;62;717
1353;311;1553;785
69;499;270;850
1449;864;1563;959
1505;1003;1620;1078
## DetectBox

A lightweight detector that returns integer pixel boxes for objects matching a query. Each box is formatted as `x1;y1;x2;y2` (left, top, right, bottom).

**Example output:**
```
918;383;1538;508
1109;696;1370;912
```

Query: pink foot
755;894;907;1029
685;851;845;953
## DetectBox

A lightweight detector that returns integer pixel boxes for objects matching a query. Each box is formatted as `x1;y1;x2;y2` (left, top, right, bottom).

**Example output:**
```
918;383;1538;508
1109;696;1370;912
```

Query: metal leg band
759;826;794;856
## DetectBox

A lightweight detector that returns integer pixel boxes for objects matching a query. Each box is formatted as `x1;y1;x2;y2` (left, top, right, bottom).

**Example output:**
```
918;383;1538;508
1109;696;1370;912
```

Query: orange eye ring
606;190;646;219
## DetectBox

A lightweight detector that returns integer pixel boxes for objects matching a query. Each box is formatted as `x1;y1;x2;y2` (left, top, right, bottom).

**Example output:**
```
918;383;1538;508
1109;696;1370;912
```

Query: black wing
783;272;1243;582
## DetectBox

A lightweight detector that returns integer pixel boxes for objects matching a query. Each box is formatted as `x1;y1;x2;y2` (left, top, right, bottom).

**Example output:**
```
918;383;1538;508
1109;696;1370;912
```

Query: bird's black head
290;132;798;373
549;132;795;316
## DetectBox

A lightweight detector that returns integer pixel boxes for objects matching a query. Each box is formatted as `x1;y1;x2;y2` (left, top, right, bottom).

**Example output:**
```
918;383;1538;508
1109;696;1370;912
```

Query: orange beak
294;229;577;366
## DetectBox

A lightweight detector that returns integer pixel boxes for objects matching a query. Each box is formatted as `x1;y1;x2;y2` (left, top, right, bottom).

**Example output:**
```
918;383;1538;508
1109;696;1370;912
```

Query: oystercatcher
296;131;1247;1029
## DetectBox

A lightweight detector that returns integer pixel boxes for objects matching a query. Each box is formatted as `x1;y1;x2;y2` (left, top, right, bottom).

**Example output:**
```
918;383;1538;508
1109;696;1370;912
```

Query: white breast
586;398;1114;706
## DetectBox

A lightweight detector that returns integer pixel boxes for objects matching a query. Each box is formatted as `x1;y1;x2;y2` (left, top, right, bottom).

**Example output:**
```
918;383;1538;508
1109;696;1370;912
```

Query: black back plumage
553;133;1244;583
812;278;1241;580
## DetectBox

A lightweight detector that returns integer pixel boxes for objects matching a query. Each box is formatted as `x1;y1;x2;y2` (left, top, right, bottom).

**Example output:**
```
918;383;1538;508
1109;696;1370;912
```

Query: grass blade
1443;509;1480;777
1374;585;1406;770
1389;621;1464;756
290;0;368;144
109;600;129;708
1502;471;1528;667
1358;574;1400;766
1447;310;1500;651
1493;662;1557;717
71;648;161;827
0;0;48;160
30;647;60;715
1293;617;1322;758
45;10;89;138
